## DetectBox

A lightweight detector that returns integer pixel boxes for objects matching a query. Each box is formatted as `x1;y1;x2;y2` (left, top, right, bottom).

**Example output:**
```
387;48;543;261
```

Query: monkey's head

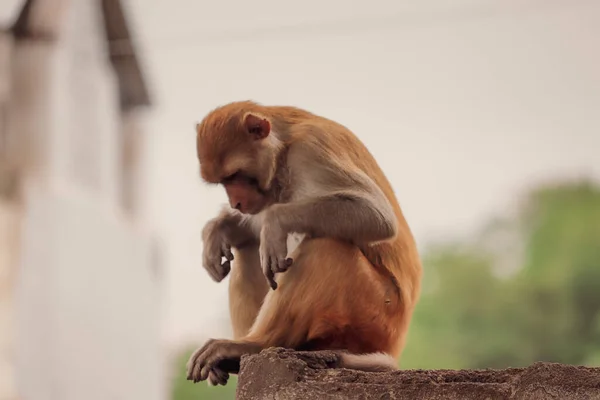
196;101;282;215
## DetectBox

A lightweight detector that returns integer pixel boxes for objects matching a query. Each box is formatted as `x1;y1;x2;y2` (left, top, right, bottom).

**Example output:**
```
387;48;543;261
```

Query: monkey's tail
337;352;398;372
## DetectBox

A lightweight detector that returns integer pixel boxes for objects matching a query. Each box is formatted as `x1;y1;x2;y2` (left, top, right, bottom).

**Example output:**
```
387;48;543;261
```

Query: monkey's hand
259;211;293;290
202;218;235;282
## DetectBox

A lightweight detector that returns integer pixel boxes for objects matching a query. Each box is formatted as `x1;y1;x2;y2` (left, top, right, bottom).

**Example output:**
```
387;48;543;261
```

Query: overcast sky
122;0;600;349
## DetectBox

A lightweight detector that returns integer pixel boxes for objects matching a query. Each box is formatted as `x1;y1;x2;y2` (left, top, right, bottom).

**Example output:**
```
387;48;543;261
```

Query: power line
111;0;597;55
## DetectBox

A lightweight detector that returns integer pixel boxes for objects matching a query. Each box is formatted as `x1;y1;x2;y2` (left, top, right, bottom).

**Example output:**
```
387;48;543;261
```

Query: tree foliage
402;180;600;369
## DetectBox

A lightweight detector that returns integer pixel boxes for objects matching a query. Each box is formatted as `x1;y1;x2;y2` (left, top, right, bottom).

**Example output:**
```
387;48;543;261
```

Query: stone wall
236;348;600;400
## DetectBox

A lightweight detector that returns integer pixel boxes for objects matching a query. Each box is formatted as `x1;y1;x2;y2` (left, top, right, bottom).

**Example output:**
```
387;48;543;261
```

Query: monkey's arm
270;188;397;245
270;140;398;245
210;207;258;248
202;207;258;282
258;141;398;288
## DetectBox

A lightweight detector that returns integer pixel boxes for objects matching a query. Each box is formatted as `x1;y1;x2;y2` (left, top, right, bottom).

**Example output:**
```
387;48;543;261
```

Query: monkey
186;101;422;386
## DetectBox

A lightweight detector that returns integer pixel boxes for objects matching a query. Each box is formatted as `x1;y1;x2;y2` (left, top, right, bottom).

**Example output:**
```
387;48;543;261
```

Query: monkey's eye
221;172;239;184
247;176;259;187
221;171;259;188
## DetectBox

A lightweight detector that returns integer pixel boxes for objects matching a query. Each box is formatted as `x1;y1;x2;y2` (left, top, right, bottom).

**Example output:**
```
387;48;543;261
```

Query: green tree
403;180;600;370
516;182;600;365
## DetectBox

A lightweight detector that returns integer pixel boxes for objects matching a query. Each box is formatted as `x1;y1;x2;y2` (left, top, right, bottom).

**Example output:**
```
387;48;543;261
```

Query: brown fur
188;101;422;386
244;238;402;354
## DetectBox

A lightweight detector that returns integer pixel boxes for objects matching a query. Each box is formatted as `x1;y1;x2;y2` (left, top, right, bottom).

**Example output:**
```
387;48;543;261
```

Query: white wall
7;1;165;399
0;201;21;400
14;184;162;400
0;24;20;400
51;0;121;208
0;33;11;146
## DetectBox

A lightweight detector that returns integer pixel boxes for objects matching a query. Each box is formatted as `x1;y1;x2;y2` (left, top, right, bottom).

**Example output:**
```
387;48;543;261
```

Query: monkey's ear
244;113;271;140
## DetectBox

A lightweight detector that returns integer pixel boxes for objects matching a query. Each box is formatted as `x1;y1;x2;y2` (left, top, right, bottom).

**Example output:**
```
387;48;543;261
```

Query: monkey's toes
186;339;239;384
186;340;213;382
208;368;229;386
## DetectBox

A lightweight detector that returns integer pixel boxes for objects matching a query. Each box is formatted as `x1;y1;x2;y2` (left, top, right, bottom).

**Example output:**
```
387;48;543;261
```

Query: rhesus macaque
187;101;422;386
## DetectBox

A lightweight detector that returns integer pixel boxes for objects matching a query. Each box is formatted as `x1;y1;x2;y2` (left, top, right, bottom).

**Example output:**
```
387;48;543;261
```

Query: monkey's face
196;105;276;215
221;171;269;214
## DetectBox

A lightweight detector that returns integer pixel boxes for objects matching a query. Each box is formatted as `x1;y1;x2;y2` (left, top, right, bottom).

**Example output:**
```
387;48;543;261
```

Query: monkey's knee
228;245;269;338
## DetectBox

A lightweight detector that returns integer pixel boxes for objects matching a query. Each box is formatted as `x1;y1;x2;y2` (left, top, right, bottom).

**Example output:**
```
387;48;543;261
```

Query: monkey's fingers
222;244;234;262
263;262;278;290
275;257;293;273
205;267;220;282
203;255;223;282
220;260;231;278
203;254;231;282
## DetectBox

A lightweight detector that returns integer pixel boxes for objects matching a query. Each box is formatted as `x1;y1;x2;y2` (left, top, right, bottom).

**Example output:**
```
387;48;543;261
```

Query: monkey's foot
186;339;262;385
207;367;229;386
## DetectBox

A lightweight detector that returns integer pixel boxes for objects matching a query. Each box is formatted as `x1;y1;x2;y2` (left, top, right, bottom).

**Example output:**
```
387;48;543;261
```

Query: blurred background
0;0;598;399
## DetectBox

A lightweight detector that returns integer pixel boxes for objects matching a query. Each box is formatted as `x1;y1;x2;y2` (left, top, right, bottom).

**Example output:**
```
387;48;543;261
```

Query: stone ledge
236;347;600;399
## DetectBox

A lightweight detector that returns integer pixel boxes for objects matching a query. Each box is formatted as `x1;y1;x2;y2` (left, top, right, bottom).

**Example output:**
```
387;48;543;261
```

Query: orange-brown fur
244;238;403;355
188;101;422;385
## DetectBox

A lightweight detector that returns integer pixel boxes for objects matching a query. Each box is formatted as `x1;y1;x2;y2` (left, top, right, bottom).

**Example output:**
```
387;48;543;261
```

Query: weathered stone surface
236;347;600;400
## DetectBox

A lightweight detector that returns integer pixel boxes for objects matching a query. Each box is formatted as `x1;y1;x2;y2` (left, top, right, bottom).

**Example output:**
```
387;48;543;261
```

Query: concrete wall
0;33;10;146
2;1;164;399
14;184;162;400
0;27;20;400
45;0;120;207
0;201;21;400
